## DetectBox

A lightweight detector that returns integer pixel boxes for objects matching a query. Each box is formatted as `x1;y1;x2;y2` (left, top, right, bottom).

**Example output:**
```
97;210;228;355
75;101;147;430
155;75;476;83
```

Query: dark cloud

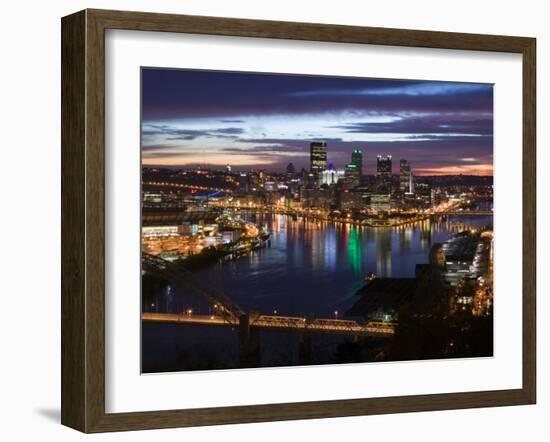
333;114;493;136
222;145;303;153
143;124;244;140
141;68;493;174
209;127;244;135
142;69;493;119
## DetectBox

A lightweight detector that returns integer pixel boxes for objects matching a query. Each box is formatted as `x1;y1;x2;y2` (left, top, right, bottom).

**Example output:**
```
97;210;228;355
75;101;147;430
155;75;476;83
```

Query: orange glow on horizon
142;154;278;167
414;164;493;176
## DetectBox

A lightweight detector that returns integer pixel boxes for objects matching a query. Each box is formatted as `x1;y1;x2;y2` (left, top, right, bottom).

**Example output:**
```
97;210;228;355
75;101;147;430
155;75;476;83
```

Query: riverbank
209;204;475;228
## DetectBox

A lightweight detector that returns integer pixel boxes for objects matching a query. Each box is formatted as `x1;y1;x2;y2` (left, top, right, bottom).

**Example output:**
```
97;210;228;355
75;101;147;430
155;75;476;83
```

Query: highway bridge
142;252;395;366
142;312;395;337
143;180;232;192
142;253;245;325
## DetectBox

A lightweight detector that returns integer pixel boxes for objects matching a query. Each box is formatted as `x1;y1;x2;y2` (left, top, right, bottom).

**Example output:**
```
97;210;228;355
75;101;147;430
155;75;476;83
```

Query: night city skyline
141;68;494;176
141;67;494;373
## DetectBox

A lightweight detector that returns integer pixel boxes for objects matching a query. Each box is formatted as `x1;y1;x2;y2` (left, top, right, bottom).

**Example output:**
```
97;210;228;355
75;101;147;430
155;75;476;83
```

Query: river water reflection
173;214;493;318
142;214;492;372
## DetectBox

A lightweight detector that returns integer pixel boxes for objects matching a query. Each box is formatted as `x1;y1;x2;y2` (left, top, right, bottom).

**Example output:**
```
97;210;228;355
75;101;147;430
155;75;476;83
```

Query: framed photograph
61;9;536;432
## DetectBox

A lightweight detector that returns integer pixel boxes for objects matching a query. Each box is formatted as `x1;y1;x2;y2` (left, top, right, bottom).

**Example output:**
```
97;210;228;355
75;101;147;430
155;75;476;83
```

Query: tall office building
415;182;432;207
344;163;360;188
238;172;250;195
343;149;363;189
286;162;296;181
310;142;328;173
351;149;363;179
376;154;393;193
399;159;413;193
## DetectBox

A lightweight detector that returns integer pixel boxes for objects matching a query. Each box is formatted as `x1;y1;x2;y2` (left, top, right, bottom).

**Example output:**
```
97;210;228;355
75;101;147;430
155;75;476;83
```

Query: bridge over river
142;252;394;366
142;312;395;337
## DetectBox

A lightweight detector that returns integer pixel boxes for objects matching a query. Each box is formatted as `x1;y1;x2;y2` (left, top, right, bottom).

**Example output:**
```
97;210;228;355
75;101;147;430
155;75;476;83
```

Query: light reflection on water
170;214;493;318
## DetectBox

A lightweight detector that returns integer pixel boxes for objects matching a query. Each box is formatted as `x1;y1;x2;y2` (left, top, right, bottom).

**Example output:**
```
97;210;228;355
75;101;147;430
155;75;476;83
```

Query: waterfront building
142;225;184;238
339;190;364;211
442;231;479;286
310;141;328;173
221;230;242;244
370;193;391;212
300;187;333;209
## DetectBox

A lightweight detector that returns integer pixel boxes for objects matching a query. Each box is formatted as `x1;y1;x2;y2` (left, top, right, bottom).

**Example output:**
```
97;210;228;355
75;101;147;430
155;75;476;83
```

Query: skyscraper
286;162;296;181
321;163;338;186
238;172;250;194
343;149;363;189
399;159;413;193
376;155;393;193
310;142;328;173
344;163;360;188
351;149;363;178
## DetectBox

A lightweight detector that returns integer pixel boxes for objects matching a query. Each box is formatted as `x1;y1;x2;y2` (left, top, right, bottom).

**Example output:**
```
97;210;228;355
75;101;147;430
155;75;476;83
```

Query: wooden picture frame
61;8;536;433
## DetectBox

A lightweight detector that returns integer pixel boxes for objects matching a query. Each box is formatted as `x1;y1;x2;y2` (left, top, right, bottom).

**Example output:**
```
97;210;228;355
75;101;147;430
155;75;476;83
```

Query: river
142;213;493;372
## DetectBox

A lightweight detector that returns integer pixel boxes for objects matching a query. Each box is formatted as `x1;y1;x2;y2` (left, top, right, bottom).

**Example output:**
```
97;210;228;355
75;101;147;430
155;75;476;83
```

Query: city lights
141;68;494;372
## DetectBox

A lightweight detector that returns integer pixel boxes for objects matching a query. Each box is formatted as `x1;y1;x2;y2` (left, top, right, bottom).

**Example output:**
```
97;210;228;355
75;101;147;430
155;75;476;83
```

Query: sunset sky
141;68;493;176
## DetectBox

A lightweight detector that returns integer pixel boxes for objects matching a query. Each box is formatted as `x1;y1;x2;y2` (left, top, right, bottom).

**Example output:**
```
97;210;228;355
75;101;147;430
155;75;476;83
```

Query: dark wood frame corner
61;8;536;433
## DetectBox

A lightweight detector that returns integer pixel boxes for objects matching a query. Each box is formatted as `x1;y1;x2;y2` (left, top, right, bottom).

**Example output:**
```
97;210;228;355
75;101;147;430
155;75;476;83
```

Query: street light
334;310;339;319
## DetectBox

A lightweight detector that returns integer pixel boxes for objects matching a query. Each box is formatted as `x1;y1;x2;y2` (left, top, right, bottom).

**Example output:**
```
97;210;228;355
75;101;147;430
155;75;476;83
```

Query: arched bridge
142;253;394;337
142;253;245;325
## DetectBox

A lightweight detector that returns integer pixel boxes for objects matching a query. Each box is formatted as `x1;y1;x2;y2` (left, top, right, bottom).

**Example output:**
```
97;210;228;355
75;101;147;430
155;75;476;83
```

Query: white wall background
0;0;547;440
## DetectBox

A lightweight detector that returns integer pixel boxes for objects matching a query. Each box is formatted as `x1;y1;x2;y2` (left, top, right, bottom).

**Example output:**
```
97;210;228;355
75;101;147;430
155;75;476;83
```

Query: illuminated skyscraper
351;149;363;178
286;162;296;181
376;154;393;193
321;163;338;186
238;172;249;194
400;159;413;193
310;142;328;173
344;163;360;189
344;149;363;188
